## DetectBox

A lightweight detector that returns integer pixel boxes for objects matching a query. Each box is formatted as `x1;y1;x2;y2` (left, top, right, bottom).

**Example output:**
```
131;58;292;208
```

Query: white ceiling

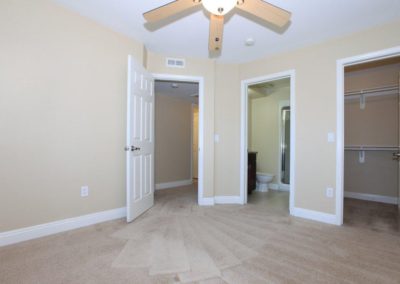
155;80;199;104
249;77;290;99
53;0;400;64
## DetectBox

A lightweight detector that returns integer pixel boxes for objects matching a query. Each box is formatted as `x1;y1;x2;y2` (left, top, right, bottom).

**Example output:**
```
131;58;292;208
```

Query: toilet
256;173;274;192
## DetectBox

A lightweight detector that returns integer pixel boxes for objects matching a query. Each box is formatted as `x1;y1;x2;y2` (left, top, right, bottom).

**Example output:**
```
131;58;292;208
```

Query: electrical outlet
81;186;89;197
326;187;334;198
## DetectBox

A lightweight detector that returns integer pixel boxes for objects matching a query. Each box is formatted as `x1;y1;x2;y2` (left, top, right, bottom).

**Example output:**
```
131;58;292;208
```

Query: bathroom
247;78;291;209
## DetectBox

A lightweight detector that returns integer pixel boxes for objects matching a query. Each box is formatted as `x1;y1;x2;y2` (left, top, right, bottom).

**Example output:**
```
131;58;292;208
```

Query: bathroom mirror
280;106;290;184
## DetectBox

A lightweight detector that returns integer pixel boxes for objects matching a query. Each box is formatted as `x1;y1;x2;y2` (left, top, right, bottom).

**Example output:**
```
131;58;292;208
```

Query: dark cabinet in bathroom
248;152;257;194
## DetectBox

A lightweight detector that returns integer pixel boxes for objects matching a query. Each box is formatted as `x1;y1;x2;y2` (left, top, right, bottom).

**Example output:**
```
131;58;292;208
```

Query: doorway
240;70;295;214
337;47;400;227
343;57;400;231
153;74;205;205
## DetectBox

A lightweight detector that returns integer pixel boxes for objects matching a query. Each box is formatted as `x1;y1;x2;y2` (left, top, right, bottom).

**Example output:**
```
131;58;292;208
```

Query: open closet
344;57;400;231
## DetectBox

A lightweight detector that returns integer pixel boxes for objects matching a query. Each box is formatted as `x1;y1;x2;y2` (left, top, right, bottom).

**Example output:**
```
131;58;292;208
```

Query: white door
126;55;154;222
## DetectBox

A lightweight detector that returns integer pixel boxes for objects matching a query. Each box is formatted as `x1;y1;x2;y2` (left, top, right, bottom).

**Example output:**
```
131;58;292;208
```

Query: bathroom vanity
248;152;257;194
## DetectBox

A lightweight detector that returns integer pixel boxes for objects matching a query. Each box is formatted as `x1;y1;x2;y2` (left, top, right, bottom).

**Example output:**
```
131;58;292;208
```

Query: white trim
0;207;126;247
254;188;270;193
152;74;205;206
292;207;338;225
267;183;290;191
240;70;296;215
155;179;193;190
336;46;400;226
214;196;243;204
198;197;215;206
268;183;279;190
344;191;398;205
126;56;133;222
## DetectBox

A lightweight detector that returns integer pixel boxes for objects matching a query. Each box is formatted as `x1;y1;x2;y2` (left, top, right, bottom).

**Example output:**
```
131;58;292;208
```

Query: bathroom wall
248;83;290;185
344;63;400;198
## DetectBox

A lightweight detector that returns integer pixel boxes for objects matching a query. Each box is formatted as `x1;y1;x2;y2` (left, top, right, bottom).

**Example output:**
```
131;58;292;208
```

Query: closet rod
345;146;399;151
345;85;398;97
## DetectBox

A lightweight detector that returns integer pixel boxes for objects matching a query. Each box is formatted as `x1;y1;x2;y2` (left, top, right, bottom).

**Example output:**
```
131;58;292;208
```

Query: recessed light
245;37;255;46
171;83;179;88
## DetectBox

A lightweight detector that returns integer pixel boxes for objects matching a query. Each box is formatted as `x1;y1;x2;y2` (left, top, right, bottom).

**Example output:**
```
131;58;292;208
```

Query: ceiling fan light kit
143;0;291;52
202;0;237;16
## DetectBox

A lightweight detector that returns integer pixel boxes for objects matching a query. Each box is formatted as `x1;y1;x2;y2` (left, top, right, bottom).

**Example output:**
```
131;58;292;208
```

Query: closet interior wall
344;61;400;202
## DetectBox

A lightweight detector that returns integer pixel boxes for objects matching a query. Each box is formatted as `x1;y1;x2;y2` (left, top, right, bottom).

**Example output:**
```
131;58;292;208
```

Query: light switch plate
214;134;220;143
327;132;335;143
81;186;89;197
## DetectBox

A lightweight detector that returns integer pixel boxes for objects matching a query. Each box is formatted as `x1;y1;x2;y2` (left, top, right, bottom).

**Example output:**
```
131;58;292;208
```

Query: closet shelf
345;145;399;151
344;85;399;110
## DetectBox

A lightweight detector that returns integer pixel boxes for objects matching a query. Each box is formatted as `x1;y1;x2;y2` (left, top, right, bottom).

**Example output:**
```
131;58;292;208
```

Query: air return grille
166;57;185;68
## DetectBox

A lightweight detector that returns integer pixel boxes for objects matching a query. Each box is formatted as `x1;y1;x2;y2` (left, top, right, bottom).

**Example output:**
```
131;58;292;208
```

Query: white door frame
153;73;205;205
336;46;400;225
240;69;296;214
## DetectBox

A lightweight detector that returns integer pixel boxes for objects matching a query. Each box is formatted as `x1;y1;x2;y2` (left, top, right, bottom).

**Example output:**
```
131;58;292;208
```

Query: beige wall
0;0;143;231
345;63;400;91
344;151;398;197
214;64;241;196
344;64;400;197
345;96;398;146
2;0;400;232
155;95;192;183
249;87;290;183
147;52;216;197
238;20;400;214
192;106;199;179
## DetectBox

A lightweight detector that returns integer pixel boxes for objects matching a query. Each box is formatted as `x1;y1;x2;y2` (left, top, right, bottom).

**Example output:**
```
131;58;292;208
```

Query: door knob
392;152;400;160
124;146;141;151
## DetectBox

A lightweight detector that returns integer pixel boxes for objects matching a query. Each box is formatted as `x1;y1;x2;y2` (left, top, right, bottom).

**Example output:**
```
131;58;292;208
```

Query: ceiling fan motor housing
202;0;237;15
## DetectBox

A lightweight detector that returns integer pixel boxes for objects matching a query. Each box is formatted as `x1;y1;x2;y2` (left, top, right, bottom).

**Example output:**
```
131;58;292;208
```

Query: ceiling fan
143;0;291;52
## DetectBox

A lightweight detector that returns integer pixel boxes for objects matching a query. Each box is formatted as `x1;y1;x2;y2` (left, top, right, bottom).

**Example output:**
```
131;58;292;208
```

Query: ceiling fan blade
143;0;201;22
209;14;224;51
236;0;291;27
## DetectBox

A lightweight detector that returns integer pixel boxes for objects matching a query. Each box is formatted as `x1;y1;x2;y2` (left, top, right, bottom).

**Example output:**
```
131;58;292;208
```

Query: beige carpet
1;185;400;283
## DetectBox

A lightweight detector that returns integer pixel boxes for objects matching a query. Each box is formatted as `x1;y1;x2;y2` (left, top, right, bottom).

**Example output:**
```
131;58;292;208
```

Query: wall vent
166;57;186;68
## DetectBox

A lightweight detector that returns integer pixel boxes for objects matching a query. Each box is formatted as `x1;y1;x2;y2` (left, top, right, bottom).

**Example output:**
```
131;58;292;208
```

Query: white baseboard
155;179;193;190
344;191;398;205
254;188;269;193
278;183;290;191
198;197;215;206
0;207;126;247
269;183;279;190
214;196;243;204
198;196;243;205
269;183;290;191
291;207;339;225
